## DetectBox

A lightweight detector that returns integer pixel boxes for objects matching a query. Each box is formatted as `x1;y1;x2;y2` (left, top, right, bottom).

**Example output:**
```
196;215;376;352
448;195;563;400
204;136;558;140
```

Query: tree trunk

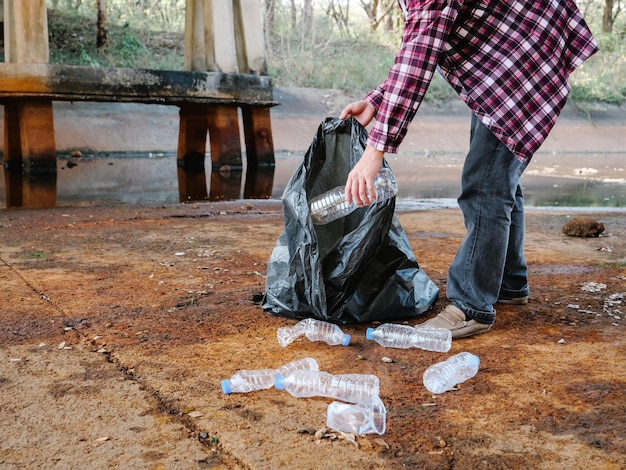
603;0;614;32
290;0;297;33
264;0;276;59
303;0;313;41
96;0;108;50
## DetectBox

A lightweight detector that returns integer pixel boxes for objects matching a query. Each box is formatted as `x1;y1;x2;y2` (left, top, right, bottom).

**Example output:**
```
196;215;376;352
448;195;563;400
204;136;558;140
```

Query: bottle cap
342;334;351;346
221;380;232;395
365;328;374;340
275;374;285;390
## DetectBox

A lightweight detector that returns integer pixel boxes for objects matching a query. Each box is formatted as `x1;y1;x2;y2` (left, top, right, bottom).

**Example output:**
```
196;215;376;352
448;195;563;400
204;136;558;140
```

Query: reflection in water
1;152;624;209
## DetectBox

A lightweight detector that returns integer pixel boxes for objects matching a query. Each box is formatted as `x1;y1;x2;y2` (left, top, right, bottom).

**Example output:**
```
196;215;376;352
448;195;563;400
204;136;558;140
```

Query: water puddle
1;151;625;210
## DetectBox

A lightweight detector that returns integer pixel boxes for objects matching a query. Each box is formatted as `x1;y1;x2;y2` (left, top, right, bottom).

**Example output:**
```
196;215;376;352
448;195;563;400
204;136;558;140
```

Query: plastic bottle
309;167;398;225
221;357;319;394
422;352;480;394
327;395;387;435
277;318;350;347
366;323;452;352
275;370;380;404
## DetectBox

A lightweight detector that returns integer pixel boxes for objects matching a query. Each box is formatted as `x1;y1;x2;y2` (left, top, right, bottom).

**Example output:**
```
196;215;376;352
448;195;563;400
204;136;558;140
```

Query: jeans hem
451;300;496;325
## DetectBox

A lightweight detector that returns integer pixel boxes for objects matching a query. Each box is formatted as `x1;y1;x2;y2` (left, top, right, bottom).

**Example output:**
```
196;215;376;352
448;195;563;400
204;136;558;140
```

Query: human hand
345;145;385;206
339;100;376;128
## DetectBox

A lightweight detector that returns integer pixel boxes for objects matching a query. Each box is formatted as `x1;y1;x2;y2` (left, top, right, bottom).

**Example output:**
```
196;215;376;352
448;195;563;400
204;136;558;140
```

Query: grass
46;8;625;105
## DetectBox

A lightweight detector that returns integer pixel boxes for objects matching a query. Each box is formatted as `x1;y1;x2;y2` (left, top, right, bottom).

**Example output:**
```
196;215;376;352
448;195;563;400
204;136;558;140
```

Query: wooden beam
0;64;276;106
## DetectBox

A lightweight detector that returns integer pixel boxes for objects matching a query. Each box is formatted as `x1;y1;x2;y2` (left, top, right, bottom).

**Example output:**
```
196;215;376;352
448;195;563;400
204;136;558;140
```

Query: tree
602;0;623;32
96;0;108;49
326;0;351;36
359;0;396;32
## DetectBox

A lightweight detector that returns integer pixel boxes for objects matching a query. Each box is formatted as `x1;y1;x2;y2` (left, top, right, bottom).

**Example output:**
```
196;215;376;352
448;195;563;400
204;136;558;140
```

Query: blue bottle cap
221;380;232;395
342;334;351;346
365;328;374;340
275;374;285;390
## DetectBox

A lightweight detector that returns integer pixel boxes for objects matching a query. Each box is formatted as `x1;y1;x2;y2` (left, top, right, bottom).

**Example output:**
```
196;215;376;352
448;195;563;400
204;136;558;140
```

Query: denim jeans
446;114;530;324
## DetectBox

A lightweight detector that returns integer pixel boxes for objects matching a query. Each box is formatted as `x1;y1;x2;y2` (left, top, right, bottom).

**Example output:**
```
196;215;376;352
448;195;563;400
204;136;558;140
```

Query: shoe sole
497;297;529;305
452;322;493;339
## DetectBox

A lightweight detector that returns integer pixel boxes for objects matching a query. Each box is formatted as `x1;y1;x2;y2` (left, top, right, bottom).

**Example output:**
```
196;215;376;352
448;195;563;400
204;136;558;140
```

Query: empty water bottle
327;395;387;435
275;370;379;404
277;318;350;347
366;323;451;352
309;167;398;225
221;357;319;394
423;352;480;394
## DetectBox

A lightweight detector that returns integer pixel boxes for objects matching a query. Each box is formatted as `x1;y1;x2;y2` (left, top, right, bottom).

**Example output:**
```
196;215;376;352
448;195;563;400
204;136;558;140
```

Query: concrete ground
1;90;625;469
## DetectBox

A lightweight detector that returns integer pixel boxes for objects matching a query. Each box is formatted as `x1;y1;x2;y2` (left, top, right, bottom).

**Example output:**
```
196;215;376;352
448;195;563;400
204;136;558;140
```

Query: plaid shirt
366;0;599;163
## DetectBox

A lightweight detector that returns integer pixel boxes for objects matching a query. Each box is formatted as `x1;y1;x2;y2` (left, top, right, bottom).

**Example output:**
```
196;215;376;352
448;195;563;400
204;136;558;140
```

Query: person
340;0;598;338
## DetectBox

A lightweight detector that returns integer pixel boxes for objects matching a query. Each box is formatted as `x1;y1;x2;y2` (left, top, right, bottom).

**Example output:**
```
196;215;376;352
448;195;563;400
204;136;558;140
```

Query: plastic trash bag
262;117;439;324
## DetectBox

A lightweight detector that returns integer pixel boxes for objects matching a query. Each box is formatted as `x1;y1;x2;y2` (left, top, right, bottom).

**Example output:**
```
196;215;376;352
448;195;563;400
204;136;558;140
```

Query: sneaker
497;295;529;305
418;305;493;339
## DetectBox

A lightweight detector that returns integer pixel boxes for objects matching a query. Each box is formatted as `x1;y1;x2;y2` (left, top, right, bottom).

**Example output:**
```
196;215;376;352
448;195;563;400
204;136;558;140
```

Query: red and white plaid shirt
366;0;599;163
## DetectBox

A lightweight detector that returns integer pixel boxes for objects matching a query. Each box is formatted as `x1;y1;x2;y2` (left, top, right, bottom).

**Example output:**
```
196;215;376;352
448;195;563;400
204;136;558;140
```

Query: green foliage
569;33;626;104
47;8;183;70
46;4;624;104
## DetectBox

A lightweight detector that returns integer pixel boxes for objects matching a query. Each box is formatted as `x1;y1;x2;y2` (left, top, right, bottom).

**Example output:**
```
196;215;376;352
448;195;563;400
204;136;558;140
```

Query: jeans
446;114;530;324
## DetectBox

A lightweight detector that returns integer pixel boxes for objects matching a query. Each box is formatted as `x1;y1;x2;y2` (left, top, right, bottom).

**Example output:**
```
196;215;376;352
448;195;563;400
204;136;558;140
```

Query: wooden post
177;104;209;202
235;0;267;74
3;101;23;207
242;107;274;199
207;106;242;201
180;0;275;202
211;1;238;73
3;0;56;208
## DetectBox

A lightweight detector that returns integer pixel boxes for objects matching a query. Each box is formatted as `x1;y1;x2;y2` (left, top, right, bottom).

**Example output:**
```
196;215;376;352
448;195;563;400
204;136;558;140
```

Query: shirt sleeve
365;1;460;154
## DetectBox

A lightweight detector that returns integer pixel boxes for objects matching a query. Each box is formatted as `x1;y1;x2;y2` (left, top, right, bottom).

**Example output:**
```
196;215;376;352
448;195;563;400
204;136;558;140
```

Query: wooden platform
1;0;277;208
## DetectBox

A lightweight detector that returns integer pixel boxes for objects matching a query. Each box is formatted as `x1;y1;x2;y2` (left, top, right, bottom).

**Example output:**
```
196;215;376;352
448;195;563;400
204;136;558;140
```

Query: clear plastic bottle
366;323;452;352
221;357;319;394
327;395;387;435
277;318;350;347
422;352;480;394
275;370;379;404
309;167;398;225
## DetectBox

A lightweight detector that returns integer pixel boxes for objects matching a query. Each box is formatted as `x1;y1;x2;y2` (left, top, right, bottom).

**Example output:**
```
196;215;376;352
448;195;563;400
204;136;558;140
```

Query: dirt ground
1;202;625;469
1;90;626;469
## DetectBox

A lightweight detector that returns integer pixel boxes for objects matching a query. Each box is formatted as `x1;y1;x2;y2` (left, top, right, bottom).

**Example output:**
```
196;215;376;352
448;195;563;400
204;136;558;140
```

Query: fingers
346;173;375;207
340;102;359;120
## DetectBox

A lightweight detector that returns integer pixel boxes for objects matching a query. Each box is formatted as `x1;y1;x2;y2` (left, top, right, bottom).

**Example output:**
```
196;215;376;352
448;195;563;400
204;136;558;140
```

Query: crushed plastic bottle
277;318;350;347
423;352;480;394
309;167;398;225
327;395;387;435
221;357;319;394
275;370;379;404
366;323;451;352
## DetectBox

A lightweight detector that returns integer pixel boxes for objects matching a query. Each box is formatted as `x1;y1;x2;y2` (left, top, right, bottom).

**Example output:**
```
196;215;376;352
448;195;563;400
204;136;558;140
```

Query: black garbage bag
262;117;439;324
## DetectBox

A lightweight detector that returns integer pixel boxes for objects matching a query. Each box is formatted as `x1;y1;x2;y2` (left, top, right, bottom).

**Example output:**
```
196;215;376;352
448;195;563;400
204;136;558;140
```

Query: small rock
381;357;394;363
562;217;604;237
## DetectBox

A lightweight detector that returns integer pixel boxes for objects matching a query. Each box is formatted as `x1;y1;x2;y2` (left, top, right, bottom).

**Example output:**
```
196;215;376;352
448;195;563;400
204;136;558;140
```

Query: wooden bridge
0;0;277;208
